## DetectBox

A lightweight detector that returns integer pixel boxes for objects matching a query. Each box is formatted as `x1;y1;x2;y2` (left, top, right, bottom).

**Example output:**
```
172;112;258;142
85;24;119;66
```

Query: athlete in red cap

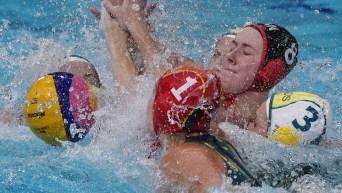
152;66;261;192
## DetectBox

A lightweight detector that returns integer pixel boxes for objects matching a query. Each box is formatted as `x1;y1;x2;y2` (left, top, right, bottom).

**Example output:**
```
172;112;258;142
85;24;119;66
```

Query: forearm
103;12;138;94
126;19;167;75
127;19;198;76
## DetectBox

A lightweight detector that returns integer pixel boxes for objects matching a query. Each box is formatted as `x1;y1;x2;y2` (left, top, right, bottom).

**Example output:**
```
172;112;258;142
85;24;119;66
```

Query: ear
257;59;285;90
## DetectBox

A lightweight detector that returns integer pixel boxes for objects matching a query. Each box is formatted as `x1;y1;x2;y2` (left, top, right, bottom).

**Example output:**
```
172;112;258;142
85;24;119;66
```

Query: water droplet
37;103;43;112
44;101;52;109
132;4;140;11
79;113;86;120
24;100;30;106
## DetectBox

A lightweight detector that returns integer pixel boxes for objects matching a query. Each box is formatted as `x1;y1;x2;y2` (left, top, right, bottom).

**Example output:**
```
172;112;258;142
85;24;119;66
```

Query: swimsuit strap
186;134;261;186
214;138;261;186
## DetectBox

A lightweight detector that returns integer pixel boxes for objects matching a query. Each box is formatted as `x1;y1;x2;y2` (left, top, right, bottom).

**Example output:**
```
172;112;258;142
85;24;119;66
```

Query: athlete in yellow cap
247;92;333;146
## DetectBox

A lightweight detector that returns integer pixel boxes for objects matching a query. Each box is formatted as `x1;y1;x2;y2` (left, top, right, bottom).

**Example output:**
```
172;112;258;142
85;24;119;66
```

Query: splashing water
0;0;341;192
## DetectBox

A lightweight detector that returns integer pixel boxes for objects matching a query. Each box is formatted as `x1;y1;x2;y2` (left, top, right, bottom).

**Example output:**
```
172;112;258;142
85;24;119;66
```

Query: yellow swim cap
267;92;332;145
23;72;97;145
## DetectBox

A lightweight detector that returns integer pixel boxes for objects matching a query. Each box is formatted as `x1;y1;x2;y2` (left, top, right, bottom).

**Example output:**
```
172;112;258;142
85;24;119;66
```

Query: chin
222;84;249;95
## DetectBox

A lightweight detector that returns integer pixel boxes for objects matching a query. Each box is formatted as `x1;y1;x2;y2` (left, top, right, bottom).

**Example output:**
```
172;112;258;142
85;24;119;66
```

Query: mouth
211;64;237;74
225;68;236;74
219;66;237;75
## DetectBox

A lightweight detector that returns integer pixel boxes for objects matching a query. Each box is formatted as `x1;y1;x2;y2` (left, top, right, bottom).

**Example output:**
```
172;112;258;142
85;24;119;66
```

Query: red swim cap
247;23;299;92
153;66;221;135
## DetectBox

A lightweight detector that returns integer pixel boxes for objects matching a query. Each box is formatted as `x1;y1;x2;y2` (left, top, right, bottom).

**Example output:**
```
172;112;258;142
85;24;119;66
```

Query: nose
223;47;239;65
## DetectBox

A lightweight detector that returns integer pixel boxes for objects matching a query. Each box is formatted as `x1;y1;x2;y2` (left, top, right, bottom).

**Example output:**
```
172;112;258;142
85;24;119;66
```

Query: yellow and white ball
23;72;97;145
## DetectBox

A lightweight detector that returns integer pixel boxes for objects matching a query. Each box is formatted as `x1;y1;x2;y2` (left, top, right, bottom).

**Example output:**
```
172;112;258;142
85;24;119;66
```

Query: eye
242;48;253;55
243;51;251;56
212;49;221;57
85;73;94;77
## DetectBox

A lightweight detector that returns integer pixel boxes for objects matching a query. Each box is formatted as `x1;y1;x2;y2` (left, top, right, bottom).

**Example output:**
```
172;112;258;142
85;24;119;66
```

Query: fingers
89;7;101;20
145;2;157;18
89;0;125;21
107;0;124;6
103;0;118;18
137;0;147;10
103;0;130;31
103;0;157;33
122;0;146;10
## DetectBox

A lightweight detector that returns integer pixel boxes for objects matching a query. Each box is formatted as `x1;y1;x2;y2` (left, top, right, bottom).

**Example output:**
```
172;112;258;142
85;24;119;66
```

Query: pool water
0;0;341;192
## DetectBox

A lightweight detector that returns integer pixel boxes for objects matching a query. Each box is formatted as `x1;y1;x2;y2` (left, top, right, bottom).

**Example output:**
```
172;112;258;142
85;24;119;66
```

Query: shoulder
159;142;226;189
161;142;226;173
235;91;268;126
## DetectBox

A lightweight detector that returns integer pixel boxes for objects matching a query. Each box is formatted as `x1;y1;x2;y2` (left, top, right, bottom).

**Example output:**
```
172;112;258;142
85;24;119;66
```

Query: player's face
59;60;101;88
209;27;263;94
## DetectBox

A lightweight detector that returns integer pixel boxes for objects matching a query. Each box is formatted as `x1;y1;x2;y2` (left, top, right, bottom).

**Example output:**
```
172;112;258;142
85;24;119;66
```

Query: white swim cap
68;55;93;66
267;92;332;145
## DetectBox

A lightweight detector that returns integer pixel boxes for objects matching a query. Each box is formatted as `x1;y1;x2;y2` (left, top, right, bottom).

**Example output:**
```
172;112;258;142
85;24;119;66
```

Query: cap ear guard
253;59;286;91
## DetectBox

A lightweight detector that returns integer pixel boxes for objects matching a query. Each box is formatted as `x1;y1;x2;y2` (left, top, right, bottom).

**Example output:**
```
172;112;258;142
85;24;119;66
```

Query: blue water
1;0;341;192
